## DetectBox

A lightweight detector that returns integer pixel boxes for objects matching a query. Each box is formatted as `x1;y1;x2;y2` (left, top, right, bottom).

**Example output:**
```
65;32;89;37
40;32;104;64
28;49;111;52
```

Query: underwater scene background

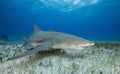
0;0;120;74
0;0;120;42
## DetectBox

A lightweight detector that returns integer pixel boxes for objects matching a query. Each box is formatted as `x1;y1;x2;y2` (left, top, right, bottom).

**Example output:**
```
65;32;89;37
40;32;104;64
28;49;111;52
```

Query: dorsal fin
34;25;41;32
21;35;28;42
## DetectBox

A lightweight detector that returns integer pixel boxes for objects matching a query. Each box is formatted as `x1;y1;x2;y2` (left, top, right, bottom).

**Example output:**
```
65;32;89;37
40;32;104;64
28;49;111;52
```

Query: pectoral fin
7;42;53;61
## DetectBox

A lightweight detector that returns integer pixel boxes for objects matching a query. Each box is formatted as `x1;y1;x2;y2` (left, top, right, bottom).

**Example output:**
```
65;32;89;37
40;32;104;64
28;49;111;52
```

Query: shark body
7;25;95;61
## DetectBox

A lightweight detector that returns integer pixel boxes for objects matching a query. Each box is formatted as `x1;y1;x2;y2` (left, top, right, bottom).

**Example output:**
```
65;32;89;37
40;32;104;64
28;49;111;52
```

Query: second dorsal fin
34;25;41;32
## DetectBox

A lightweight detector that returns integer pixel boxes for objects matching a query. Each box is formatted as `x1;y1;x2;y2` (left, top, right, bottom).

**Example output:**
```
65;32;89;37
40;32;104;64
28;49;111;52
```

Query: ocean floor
0;42;120;74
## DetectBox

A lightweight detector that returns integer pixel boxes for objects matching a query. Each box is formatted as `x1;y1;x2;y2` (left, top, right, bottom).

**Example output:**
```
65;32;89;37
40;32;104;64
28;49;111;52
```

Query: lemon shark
7;25;95;60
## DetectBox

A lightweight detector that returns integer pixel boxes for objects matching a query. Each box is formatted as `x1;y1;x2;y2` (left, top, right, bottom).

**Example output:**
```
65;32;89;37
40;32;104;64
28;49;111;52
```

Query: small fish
7;25;95;61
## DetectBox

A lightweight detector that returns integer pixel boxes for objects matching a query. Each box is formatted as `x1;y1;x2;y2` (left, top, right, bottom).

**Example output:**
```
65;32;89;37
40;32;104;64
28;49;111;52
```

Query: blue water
0;0;120;42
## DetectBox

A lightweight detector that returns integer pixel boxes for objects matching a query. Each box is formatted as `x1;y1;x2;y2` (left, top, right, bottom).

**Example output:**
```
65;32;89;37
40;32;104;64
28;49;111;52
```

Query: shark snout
90;42;95;46
70;41;95;49
80;42;95;46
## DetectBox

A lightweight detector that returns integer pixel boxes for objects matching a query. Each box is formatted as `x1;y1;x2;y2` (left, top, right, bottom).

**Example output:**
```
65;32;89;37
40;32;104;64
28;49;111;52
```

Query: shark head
52;32;95;50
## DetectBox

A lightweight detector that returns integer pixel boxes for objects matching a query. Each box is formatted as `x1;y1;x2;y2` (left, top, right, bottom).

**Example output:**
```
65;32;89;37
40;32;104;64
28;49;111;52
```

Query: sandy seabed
0;42;120;74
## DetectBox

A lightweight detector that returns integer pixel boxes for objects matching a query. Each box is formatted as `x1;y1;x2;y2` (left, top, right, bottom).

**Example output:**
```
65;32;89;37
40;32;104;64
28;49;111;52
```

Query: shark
7;25;95;61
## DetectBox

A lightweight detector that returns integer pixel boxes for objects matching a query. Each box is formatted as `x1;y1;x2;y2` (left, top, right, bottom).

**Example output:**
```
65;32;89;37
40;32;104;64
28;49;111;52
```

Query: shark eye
35;39;45;43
